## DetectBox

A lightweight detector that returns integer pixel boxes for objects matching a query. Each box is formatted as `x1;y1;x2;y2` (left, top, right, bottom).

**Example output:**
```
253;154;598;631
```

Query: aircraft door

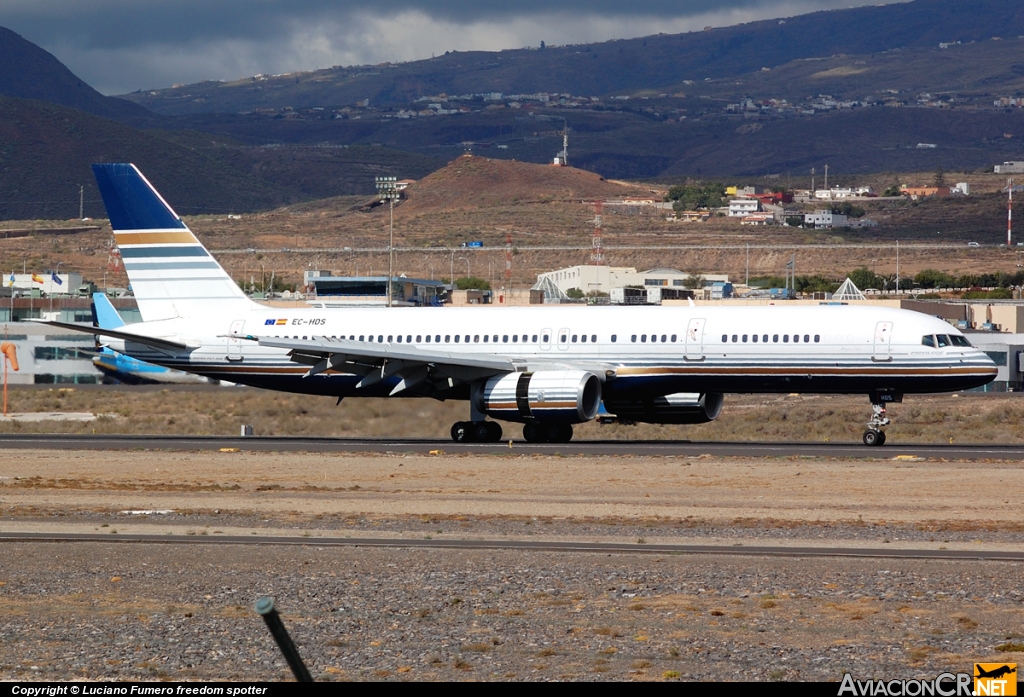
872;321;893;362
540;328;552;351
557;327;570;351
227;319;245;362
685;318;706;361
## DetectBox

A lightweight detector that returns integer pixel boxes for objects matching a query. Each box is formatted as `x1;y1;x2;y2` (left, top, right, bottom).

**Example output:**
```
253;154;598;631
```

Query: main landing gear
451;420;503;443
863;402;890;447
522;422;574;444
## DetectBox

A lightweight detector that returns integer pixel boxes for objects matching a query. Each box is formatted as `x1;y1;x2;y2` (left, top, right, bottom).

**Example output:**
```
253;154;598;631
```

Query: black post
255;596;314;682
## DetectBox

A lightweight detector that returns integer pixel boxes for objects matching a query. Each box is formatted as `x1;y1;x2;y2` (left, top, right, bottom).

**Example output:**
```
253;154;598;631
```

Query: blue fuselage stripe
120;246;210;258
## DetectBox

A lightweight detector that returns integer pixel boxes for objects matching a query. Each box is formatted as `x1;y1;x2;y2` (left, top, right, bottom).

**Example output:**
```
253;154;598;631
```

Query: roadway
1;433;1022;459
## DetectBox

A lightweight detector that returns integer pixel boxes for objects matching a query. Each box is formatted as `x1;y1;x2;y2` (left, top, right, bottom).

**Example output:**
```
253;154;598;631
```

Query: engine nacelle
479;370;602;424
603;392;724;425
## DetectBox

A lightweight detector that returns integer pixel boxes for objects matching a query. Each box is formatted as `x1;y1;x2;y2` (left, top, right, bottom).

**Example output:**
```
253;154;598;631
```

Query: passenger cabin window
814;335;820;343
396;336;402;343
742;334;747;343
783;335;789;343
611;334;617;342
592;335;597;343
641;335;647;343
752;334;758;343
722;334;728;342
483;335;489;343
633;335;638;343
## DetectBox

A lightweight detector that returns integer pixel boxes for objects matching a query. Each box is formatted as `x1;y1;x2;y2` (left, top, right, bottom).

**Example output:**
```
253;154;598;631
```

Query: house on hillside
728;199;761;217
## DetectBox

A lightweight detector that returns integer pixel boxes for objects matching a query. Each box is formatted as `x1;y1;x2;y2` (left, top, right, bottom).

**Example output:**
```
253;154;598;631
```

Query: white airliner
38;164;997;446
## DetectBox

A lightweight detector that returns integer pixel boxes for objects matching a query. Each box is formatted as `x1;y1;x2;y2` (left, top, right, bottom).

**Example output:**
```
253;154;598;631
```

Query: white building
3;273;83;295
804;210;848;228
995;162;1024;174
728;199;761;217
535;265;728;296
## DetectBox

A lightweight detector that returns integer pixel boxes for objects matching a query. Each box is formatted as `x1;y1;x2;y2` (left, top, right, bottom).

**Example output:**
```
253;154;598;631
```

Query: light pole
459;256;470;279
375;176;400;307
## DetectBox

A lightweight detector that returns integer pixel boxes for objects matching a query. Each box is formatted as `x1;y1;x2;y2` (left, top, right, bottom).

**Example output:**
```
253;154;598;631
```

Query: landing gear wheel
451;421;474;443
863;429;885;447
523;422;545;443
474;421;497;443
546;423;574;444
485;421;503;443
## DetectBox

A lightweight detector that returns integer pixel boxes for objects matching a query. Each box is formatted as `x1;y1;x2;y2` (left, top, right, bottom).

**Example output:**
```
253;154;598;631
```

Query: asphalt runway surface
1;433;1023;459
2;531;1023;562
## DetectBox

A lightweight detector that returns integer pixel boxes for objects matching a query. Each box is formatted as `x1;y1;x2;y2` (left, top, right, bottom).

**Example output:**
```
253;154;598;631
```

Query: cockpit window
921;335;935;348
950;335;972;347
936;334;950;348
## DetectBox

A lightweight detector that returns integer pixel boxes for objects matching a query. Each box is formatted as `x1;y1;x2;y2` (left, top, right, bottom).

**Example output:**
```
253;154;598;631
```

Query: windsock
1;342;18;371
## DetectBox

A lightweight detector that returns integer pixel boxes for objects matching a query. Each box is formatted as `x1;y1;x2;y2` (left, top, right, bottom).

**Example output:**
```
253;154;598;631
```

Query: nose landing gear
863;402;890;446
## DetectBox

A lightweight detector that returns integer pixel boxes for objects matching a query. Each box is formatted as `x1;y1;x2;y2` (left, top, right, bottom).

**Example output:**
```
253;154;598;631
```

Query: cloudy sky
4;0;908;95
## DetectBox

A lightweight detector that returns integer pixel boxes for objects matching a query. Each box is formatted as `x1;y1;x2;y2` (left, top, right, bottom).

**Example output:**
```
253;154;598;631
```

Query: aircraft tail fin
91;292;126;330
91;163;256;322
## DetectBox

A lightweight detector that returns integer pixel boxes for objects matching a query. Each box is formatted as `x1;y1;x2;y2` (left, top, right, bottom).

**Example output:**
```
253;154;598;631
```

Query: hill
399;155;653;213
123;0;1024;114
0;27;154;125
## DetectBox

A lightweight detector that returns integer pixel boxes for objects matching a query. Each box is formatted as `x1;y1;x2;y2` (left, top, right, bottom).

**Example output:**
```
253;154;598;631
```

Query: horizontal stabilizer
27;320;190;353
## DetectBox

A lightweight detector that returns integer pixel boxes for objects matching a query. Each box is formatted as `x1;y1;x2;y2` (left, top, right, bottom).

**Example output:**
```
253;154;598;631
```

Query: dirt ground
1;448;1024;682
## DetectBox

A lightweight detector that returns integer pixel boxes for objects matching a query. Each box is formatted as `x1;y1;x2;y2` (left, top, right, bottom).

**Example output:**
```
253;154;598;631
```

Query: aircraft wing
254;335;518;395
252;335;610;396
28;320;191;353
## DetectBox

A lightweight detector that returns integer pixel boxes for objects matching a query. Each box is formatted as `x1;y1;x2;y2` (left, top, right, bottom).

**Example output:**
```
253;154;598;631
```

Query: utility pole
78;185;84;220
1008;178;1014;248
375;176;400;307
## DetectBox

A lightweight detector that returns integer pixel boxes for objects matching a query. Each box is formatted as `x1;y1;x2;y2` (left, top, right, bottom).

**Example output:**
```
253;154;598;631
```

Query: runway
2;530;1023;562
1;433;1023;459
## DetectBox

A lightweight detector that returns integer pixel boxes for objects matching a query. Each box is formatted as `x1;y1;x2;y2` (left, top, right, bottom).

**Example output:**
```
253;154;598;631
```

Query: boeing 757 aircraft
37;164;997;445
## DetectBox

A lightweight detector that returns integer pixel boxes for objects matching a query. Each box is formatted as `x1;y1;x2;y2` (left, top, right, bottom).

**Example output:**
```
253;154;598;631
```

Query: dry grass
3;386;1024;445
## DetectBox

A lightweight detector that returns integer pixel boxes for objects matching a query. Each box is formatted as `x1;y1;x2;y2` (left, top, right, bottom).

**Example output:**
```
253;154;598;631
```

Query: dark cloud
2;0;907;94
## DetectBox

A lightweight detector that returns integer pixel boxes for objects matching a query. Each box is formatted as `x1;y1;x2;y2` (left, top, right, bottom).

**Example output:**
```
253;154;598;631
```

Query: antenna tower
591;201;604;265
505;230;513;287
105;235;122;274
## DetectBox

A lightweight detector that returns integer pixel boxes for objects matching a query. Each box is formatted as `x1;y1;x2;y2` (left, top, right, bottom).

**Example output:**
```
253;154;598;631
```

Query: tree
848;267;881;290
565;287;584;299
666;181;726;212
682;274;706;289
934;167;945;187
454;276;491;290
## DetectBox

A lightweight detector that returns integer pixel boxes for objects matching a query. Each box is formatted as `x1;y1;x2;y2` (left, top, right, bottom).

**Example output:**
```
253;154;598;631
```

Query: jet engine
479;370;602;424
603;392;724;424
